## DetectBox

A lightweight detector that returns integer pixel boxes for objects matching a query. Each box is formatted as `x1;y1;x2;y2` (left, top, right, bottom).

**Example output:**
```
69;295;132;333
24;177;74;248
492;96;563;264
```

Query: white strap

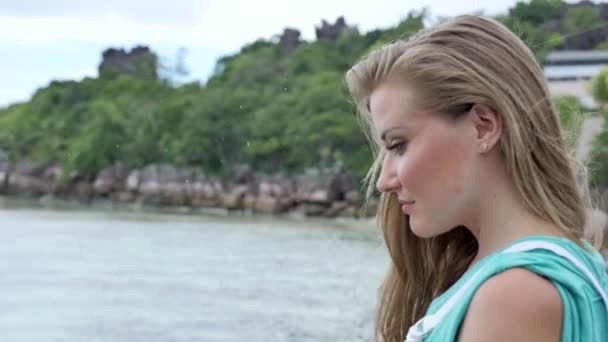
404;240;608;342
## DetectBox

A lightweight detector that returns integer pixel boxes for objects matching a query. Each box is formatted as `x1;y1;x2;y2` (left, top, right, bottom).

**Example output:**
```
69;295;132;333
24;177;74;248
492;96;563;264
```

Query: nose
376;160;400;193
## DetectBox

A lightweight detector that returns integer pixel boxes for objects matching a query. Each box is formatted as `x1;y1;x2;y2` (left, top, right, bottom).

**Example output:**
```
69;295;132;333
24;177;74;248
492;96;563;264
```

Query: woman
345;15;608;341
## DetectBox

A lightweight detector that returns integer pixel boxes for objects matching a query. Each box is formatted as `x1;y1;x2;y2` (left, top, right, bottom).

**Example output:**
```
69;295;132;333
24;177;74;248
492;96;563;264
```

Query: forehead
368;82;423;129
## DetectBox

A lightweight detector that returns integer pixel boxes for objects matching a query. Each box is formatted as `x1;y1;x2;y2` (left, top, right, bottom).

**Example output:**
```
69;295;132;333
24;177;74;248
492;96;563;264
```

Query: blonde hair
345;15;601;342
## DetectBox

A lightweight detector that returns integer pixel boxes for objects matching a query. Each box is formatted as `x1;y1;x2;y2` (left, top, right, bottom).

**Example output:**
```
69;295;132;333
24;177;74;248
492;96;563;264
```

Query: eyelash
386;141;407;154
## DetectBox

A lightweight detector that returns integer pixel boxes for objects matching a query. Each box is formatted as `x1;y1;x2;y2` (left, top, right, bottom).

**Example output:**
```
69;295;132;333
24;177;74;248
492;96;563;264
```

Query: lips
398;199;415;214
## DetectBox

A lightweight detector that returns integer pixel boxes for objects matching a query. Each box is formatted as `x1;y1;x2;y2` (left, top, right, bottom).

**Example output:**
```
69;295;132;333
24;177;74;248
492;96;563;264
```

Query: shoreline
0;194;380;241
0;193;378;227
0;162;378;220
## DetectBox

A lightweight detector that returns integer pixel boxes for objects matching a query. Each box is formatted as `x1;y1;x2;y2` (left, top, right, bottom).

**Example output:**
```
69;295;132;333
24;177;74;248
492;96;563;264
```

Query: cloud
0;0;520;106
0;13;198;46
0;0;204;25
195;0;516;50
0;0;517;50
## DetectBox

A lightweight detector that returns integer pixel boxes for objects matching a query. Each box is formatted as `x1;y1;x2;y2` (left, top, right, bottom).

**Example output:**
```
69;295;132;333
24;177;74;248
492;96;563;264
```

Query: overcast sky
0;0;570;106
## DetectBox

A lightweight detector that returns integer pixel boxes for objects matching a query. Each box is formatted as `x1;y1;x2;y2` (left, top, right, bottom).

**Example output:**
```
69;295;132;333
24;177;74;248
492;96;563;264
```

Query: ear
469;103;502;153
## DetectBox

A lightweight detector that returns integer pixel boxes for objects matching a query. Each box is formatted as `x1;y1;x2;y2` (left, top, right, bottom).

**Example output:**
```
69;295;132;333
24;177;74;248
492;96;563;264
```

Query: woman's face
369;82;481;238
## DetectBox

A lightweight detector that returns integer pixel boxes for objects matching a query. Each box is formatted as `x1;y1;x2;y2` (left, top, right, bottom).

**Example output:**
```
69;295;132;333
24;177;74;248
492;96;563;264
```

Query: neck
465;162;567;264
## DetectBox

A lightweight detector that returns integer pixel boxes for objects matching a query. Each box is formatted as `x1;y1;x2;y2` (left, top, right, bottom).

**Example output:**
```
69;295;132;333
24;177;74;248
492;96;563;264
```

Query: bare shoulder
458;268;562;342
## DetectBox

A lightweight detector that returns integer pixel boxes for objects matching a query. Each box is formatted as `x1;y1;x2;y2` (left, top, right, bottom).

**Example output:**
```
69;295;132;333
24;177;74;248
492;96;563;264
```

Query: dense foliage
1;1;607;183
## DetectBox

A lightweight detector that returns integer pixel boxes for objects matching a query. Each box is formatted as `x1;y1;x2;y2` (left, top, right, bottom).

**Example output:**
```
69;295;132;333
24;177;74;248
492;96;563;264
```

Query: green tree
497;16;565;61
590;121;608;188
589;69;608;187
554;96;585;150
563;6;604;37
507;0;564;26
367;9;426;50
64;100;128;178
596;41;608;50
592;68;608;113
6;2;601;187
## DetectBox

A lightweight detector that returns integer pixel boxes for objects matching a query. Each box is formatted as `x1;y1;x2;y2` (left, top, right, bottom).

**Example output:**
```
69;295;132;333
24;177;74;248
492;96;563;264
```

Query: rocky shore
0;161;377;218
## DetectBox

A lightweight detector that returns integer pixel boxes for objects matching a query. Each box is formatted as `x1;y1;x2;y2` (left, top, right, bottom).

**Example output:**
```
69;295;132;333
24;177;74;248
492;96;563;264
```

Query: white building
543;50;608;110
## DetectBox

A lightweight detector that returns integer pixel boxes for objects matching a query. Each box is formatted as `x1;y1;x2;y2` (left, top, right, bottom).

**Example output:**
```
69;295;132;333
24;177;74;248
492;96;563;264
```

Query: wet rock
294;203;328;216
294;168;357;204
325;201;350;218
6;161;50;195
137;164;192;205
255;195;293;214
279;28;302;55
345;190;360;205
338;205;359;218
233;164;255;184
258;174;295;198
113;191;135;203
0;156;9;193
362;198;379;217
243;193;257;211
191;179;222;207
1;159;373;220
99;46;158;80
220;185;250;210
315;16;349;42
126;170;141;193
93;162;130;195
73;182;93;202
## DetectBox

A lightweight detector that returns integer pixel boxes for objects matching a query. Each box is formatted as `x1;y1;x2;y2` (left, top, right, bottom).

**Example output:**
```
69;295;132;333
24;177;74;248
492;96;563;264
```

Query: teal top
405;236;608;342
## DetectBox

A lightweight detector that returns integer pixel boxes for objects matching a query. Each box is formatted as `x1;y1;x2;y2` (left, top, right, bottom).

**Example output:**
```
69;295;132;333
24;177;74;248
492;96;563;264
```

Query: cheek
399;131;473;205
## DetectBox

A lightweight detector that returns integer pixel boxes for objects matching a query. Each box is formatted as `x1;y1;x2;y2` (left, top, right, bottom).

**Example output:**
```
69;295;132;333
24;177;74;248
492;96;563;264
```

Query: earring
481;143;487;152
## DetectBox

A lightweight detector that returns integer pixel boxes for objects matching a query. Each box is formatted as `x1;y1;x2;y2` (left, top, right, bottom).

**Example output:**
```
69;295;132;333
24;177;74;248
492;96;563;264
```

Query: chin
409;216;444;238
409;216;433;238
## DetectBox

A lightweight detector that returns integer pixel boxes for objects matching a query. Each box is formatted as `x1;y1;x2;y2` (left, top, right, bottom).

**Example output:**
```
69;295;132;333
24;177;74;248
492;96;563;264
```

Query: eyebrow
380;126;408;142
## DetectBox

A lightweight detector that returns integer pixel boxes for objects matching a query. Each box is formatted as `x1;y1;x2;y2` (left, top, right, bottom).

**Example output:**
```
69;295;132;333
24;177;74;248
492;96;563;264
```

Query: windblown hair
345;15;601;342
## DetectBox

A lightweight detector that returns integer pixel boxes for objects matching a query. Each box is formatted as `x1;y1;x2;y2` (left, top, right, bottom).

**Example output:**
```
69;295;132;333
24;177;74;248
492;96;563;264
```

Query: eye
386;141;407;155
